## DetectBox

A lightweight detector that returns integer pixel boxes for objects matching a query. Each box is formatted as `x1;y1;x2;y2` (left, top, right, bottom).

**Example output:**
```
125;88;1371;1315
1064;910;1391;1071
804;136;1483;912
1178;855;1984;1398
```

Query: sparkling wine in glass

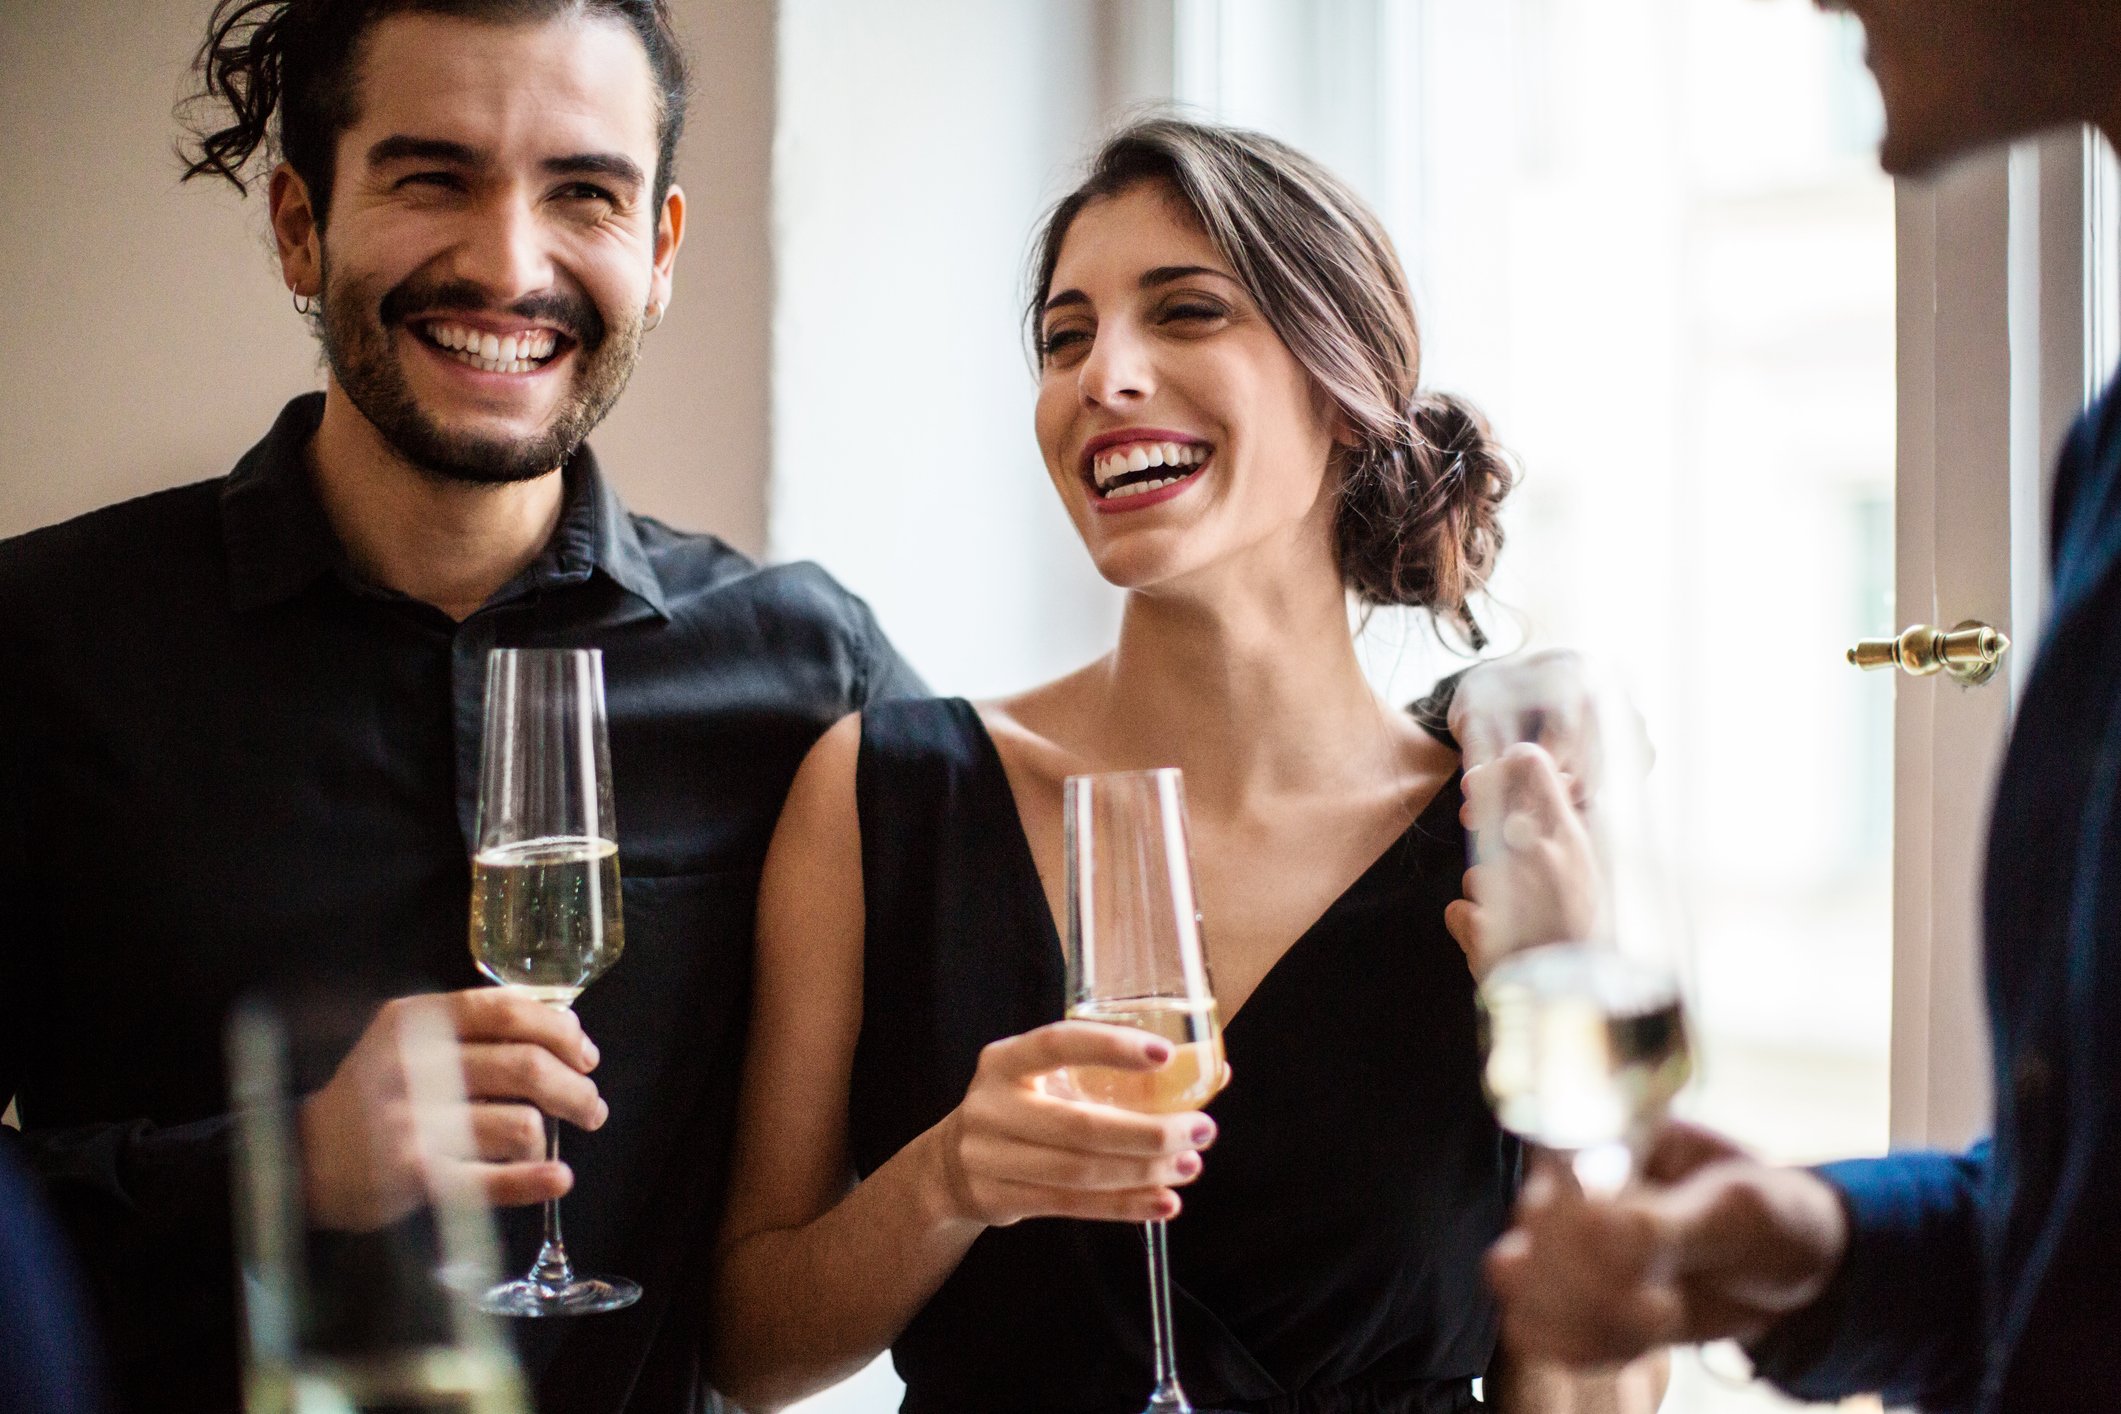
1061;768;1224;1414
468;647;639;1316
1455;657;1693;1195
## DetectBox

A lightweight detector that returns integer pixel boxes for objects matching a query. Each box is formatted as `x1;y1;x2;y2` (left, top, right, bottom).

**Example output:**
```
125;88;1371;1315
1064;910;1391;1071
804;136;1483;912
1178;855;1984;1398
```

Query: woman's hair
1027;116;1513;633
177;0;689;229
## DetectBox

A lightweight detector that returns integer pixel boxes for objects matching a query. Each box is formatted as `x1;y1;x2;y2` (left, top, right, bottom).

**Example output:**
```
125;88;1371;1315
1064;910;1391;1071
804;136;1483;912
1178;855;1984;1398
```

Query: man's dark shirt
0;393;923;1411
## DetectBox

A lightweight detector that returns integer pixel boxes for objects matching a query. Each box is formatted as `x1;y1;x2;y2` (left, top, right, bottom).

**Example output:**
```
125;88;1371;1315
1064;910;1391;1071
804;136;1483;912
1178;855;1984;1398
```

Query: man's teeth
1092;441;1209;492
422;322;560;374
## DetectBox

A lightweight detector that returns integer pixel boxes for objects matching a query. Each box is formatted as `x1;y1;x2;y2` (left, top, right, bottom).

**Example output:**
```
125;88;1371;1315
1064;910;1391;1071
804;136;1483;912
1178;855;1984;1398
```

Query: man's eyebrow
543;152;646;189
365;135;483;167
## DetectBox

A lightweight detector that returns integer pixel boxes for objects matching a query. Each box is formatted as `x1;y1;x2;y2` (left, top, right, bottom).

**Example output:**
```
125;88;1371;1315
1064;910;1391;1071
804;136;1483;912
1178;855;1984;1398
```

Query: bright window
1182;2;1895;1407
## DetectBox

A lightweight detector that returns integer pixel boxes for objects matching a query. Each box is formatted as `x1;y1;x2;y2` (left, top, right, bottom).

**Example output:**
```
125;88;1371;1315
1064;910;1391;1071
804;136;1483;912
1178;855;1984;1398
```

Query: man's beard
314;260;644;486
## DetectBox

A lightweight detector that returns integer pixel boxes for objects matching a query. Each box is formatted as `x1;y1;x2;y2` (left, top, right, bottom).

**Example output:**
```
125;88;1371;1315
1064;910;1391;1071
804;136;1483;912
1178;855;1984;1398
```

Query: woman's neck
1077;549;1401;814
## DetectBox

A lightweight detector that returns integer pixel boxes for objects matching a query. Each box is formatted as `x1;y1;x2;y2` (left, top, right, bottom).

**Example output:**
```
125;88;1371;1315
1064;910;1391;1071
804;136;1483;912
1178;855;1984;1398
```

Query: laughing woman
710;118;1637;1414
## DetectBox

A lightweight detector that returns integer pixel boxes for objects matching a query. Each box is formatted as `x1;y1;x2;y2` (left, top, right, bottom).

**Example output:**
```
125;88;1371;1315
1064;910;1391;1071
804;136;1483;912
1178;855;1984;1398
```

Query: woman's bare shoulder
974;665;1103;782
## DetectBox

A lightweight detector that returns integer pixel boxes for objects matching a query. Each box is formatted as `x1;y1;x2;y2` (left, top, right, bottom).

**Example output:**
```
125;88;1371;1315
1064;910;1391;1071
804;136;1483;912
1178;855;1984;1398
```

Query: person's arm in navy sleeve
1746;1146;1987;1409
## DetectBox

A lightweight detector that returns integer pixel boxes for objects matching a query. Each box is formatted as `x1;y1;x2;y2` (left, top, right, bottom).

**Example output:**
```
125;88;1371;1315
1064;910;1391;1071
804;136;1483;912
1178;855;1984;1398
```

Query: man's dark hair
179;0;689;227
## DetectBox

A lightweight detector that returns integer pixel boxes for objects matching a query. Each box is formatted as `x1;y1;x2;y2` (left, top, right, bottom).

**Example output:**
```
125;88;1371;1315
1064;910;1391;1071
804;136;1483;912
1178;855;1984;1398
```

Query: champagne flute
1061;769;1224;1414
1455;658;1692;1195
468;648;639;1316
229;991;531;1413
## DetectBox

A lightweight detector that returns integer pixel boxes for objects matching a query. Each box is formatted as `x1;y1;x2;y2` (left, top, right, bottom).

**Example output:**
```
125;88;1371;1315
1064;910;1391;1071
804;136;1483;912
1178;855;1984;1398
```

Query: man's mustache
378;276;608;351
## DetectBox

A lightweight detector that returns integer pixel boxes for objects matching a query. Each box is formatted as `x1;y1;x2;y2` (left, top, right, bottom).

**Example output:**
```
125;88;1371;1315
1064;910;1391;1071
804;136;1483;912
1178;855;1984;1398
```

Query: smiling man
1486;2;2121;1412
0;2;918;1410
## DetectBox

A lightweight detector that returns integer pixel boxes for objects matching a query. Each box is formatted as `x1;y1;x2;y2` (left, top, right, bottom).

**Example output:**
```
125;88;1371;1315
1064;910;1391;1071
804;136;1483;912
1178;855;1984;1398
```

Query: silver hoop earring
292;290;317;316
643;303;665;333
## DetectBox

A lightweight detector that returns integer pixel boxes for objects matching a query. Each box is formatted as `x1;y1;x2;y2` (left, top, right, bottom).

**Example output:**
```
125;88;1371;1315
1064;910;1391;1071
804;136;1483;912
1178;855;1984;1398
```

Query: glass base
477;1274;640;1318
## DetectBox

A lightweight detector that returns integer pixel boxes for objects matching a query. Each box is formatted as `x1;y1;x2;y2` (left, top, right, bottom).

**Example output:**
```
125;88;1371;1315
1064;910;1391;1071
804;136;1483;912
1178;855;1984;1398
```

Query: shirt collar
220;393;669;619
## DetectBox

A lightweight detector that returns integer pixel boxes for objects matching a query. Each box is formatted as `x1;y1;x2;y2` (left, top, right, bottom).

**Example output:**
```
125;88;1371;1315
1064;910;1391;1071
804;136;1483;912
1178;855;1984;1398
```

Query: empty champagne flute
1455;657;1692;1195
468;648;638;1316
1061;768;1224;1414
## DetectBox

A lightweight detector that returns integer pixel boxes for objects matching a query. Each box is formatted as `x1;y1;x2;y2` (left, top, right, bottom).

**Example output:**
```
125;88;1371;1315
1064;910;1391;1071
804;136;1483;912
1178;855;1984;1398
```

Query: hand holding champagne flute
1062;768;1224;1414
468;647;639;1317
1455;659;1691;1196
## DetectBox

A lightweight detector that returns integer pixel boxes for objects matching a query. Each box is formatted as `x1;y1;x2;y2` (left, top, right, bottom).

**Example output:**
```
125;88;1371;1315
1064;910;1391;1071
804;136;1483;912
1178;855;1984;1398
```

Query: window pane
1192;2;1895;1408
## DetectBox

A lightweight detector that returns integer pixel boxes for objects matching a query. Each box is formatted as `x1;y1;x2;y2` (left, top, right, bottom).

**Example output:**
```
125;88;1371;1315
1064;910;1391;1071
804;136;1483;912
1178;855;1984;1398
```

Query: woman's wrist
911;1113;990;1235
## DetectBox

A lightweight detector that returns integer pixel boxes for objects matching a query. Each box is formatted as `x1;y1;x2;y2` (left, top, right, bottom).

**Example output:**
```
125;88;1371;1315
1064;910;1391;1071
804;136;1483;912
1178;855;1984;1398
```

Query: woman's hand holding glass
928;1021;1217;1228
1452;657;1692;1197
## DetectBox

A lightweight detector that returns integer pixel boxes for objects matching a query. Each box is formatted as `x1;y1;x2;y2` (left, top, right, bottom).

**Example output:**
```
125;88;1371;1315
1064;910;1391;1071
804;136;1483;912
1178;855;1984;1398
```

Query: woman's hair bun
1335;390;1514;626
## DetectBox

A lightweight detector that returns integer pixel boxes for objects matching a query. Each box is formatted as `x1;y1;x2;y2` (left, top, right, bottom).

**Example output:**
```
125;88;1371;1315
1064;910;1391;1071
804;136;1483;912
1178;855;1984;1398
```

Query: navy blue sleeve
0;1144;112;1414
1747;1145;1988;1411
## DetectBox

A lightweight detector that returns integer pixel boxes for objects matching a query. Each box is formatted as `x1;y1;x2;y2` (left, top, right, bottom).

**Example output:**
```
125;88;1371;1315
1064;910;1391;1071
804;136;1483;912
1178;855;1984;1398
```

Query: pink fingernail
1191;1121;1216;1146
1145;1042;1172;1063
1176;1153;1202;1177
582;1038;600;1068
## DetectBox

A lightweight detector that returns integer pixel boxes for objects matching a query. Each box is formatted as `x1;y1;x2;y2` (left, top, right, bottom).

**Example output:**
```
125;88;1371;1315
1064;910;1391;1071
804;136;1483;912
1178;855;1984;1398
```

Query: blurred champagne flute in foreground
1062;768;1224;1414
231;993;529;1413
468;647;637;1316
1456;657;1692;1194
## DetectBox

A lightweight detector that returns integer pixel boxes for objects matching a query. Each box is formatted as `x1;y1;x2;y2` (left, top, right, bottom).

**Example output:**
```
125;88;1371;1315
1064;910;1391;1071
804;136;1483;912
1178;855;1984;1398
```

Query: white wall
769;0;1128;698
0;0;774;552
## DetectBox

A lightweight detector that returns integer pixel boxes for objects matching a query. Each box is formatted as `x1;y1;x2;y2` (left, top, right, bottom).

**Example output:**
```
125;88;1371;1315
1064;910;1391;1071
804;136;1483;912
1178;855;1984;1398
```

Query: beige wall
0;0;772;554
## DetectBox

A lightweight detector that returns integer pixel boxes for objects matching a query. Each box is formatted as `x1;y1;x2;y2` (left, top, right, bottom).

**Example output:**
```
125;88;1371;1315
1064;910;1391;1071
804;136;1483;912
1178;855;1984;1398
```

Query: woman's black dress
848;698;1519;1414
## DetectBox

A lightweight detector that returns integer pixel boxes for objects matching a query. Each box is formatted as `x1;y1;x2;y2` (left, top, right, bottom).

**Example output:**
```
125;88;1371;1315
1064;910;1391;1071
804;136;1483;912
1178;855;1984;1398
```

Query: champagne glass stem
1141;1219;1189;1414
527;1116;575;1289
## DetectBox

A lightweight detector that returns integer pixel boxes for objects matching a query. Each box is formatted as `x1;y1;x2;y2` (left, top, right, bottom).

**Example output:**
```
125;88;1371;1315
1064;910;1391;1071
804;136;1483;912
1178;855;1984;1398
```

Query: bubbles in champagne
1479;942;1690;1152
1064;997;1226;1114
467;837;623;1006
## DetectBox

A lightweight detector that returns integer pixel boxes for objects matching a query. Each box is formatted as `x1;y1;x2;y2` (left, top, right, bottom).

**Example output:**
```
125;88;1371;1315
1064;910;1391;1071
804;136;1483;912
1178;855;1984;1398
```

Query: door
1892;129;2120;1151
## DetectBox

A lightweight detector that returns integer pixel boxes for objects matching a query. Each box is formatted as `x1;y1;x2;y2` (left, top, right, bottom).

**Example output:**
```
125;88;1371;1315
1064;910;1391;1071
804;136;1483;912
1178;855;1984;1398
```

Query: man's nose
1079;323;1155;407
450;191;557;305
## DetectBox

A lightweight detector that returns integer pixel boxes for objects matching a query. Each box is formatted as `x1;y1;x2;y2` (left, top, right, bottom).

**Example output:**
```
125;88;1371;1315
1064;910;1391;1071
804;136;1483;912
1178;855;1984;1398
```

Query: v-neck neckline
953;698;1461;1033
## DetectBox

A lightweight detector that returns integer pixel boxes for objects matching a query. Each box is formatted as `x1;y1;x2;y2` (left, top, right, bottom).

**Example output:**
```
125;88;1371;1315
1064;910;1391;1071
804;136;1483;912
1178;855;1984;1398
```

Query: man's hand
297;990;608;1231
1487;1122;1850;1367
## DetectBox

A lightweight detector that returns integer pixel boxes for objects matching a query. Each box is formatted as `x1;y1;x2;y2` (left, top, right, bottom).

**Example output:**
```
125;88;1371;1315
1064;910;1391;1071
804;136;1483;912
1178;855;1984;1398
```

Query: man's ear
268;162;323;297
647;183;685;317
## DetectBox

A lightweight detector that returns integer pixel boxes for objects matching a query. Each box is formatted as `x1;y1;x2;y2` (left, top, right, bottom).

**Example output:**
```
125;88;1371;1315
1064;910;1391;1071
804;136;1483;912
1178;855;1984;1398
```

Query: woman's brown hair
1028;116;1512;639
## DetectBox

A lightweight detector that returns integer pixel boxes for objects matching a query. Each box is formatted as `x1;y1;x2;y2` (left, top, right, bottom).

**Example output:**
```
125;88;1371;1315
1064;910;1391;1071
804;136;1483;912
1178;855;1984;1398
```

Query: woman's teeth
421;321;560;374
1092;441;1209;496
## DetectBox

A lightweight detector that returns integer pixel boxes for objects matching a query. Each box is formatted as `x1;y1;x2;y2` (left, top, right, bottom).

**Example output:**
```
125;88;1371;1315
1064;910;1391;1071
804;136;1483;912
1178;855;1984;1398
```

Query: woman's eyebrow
1043;264;1239;317
1139;264;1237;288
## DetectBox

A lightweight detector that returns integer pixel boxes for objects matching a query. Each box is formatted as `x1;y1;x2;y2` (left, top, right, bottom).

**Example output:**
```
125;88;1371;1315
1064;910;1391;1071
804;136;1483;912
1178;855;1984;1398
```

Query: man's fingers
1489;1219;1686;1366
1640;1119;1749;1185
439;989;598;1072
464;1158;574;1210
460;1042;607;1129
468;1102;550;1163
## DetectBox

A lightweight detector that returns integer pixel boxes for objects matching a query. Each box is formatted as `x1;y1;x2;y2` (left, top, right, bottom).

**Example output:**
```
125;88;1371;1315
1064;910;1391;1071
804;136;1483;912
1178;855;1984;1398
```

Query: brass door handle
1847;620;2010;685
